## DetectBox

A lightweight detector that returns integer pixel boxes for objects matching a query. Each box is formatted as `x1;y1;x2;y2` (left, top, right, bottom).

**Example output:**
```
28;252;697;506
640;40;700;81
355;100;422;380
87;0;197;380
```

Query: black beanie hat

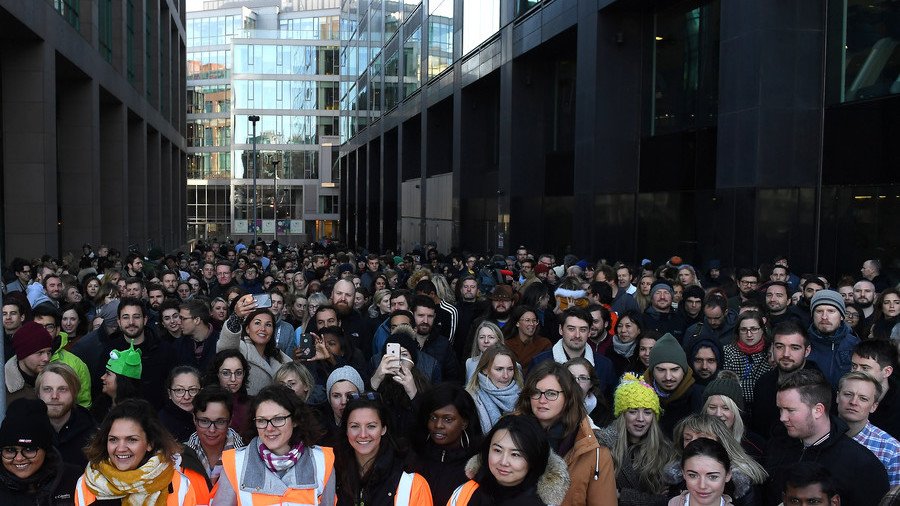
703;371;745;411
0;398;54;450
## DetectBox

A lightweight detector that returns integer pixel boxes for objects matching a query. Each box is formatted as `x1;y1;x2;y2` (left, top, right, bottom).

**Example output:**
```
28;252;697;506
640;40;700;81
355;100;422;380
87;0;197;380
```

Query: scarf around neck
257;440;305;473
474;373;521;434
612;334;637;358
736;338;766;355
84;453;174;506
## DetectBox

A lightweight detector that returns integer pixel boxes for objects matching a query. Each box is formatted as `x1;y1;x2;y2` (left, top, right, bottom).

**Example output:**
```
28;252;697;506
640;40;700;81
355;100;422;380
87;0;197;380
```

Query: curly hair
84;399;181;466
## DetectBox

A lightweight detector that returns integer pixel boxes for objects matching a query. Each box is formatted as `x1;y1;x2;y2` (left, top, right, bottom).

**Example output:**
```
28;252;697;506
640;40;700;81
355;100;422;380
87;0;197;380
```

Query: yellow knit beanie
613;373;661;418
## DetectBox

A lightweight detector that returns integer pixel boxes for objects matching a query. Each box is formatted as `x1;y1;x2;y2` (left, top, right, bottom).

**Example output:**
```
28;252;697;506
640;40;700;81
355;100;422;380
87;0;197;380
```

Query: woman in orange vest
334;394;433;505
75;398;197;505
447;414;569;506
213;384;336;506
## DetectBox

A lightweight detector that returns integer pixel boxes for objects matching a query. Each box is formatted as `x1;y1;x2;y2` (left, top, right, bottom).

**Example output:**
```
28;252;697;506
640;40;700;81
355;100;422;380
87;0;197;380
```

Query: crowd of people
0;240;899;505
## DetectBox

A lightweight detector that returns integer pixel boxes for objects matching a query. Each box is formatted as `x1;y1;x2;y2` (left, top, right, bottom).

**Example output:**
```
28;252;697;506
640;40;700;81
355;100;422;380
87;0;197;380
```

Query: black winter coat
764;416;889;506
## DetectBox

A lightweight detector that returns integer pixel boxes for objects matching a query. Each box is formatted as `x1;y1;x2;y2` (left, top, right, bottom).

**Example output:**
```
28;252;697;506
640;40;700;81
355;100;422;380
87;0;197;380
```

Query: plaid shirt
853;422;900;486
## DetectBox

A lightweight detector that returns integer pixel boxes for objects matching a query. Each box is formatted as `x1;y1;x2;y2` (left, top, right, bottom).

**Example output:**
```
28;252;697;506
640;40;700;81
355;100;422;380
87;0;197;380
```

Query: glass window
463;0;500;55
385;1;401;39
370;1;384;60
384;50;400;110
652;0;720;136
515;0;541;18
404;27;422;97
427;0;453;79
834;0;900;102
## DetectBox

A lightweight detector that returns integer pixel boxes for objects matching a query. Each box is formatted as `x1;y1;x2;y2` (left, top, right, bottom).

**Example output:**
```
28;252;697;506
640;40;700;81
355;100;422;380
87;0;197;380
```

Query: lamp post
248;115;260;245
272;158;280;242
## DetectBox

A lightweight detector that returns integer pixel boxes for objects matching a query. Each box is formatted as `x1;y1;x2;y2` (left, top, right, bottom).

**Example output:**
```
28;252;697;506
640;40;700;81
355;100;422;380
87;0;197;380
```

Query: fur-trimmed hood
464;451;570;505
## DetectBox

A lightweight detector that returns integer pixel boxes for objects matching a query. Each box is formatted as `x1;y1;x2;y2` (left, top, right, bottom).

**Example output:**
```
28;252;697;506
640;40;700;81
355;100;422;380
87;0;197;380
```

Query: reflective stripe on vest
75;476;88;506
177;472;190;505
395;472;414;506
226;445;329;506
448;481;479;506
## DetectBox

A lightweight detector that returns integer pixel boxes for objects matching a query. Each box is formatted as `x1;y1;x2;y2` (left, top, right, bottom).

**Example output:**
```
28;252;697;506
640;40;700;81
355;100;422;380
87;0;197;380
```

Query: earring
462;430;470;449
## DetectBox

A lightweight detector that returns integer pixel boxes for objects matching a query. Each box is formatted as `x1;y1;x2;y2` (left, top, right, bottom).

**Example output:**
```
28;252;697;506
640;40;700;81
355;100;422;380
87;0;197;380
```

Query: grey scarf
473;373;521;434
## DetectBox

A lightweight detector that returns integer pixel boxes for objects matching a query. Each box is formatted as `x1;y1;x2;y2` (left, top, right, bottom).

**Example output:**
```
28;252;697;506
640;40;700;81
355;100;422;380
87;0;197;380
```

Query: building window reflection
652;0;720;136
835;0;900;102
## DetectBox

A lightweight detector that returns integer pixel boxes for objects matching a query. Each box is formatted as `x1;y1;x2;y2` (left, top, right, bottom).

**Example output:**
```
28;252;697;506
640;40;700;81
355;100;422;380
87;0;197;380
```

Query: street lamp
248;115;260;245
272;157;280;242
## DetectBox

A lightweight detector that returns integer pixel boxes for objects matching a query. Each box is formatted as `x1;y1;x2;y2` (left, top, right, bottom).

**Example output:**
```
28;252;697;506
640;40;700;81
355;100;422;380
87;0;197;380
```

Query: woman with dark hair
305;325;368;383
217;295;291;395
565;357;613;428
60;303;91;348
371;329;432;441
667;438;733;506
158;366;203;442
205;349;253;436
409;383;483;505
721;311;771;404
503;305;552;373
76;399;197;505
845;303;864;335
607;309;644;376
447;414;569;506
185;386;246;487
213;385;334;505
633;331;662;375
513;361;617;506
91;343;142;421
335;397;433;505
0;398;82;506
871;288;900;340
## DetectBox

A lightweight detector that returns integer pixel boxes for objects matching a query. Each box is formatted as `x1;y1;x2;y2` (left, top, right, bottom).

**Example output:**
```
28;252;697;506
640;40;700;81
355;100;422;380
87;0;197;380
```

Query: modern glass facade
339;0;899;279
186;1;341;243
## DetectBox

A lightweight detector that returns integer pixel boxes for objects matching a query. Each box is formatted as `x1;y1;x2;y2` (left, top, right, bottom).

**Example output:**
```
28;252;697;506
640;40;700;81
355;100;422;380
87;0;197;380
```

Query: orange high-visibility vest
220;445;335;506
395;471;433;506
74;470;197;506
182;466;211;506
447;480;480;506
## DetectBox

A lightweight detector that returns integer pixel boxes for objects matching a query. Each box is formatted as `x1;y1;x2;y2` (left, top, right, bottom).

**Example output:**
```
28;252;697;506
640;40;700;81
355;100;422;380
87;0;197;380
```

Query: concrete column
146;129;162;248
128;116;148;248
99;98;129;252
57;76;101;255
159;137;172;251
1;40;59;259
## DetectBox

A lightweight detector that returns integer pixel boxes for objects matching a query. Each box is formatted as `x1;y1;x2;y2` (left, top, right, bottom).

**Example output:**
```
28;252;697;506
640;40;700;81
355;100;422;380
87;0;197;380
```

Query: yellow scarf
84;453;174;506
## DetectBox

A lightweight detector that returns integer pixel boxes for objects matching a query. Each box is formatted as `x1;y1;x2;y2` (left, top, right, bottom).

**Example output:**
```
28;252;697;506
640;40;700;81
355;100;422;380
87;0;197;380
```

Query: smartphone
386;342;401;365
252;293;272;308
296;332;315;360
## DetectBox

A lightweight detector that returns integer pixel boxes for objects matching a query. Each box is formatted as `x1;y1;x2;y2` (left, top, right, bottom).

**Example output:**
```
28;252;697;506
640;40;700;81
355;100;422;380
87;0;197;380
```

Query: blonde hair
466;345;523;392
703;393;746;441
469;321;504;358
431;274;456;304
609;413;675;494
673;413;768;484
274;362;316;401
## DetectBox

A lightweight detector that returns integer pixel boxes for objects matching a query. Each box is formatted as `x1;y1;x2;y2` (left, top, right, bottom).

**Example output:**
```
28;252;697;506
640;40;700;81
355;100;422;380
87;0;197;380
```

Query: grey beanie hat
326;365;365;395
810;289;846;317
649;280;674;299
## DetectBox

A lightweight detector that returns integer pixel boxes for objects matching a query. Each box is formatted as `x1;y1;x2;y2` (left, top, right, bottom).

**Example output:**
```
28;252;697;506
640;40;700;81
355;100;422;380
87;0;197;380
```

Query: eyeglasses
739;327;762;334
739;280;758;286
1;446;38;460
573;375;592;384
170;387;201;397
846;312;860;319
219;369;244;379
195;417;230;429
253;414;291;429
529;389;562;401
41;323;57;331
348;392;381;401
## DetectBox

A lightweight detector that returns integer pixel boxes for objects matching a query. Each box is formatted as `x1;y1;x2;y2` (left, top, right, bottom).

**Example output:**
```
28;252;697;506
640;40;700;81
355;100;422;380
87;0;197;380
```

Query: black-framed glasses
195;417;230;429
348;392;381;401
573;375;592;384
253;414;291;429
170;387;201;397
529;389;562;401
1;446;38;460
738;327;762;335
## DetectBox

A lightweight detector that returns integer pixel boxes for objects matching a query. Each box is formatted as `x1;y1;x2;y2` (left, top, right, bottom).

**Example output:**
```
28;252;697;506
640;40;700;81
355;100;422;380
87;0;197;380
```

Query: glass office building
187;0;341;244
338;0;899;279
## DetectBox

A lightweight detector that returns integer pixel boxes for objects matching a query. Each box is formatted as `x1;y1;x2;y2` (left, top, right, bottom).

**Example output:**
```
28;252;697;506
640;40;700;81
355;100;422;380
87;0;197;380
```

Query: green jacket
51;332;92;408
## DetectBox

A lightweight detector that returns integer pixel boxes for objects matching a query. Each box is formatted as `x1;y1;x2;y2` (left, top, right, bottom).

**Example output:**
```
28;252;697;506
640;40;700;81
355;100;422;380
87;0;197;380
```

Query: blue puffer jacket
806;322;859;388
